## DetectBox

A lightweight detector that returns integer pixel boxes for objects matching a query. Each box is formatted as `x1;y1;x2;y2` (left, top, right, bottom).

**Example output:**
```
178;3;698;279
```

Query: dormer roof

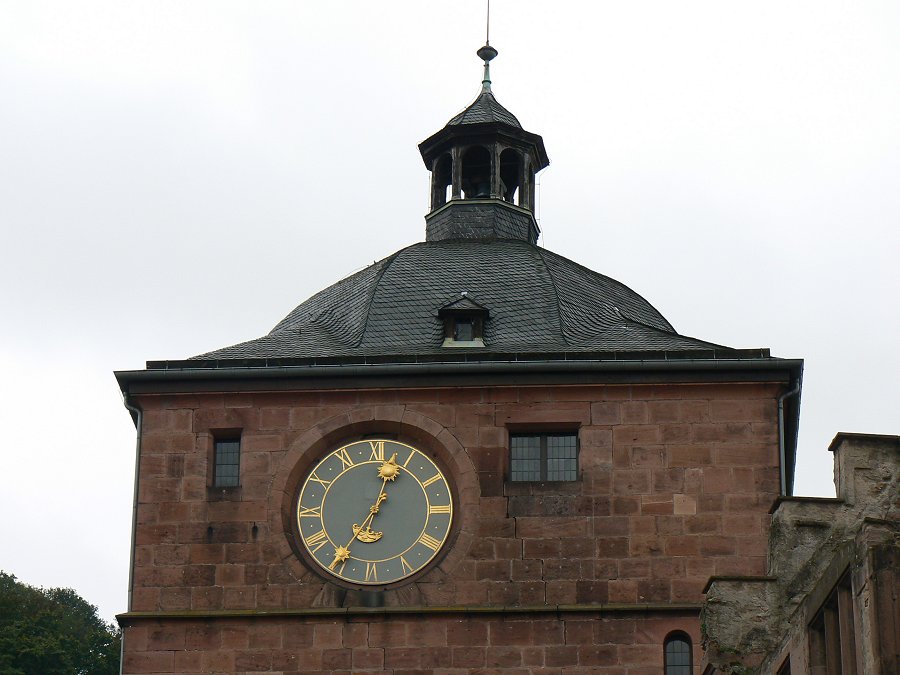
438;293;490;317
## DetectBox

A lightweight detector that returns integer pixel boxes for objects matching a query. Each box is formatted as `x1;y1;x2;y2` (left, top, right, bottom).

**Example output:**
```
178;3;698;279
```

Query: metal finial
477;44;498;93
476;0;497;92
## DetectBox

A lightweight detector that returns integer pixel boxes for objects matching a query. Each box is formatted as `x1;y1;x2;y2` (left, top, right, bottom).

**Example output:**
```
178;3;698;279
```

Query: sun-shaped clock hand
328;453;401;570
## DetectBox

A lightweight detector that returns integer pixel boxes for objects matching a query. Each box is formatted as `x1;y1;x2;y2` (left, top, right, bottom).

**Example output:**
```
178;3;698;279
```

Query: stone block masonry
121;609;701;674
121;380;786;673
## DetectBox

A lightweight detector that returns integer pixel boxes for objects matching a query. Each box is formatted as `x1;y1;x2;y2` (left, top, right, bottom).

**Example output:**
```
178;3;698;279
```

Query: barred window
213;438;241;487
664;632;692;675
510;433;578;482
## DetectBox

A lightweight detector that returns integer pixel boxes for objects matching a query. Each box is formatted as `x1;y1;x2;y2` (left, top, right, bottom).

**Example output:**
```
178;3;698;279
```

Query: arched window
664;632;692;675
527;163;536;210
499;148;522;204
460;145;492;199
431;153;452;209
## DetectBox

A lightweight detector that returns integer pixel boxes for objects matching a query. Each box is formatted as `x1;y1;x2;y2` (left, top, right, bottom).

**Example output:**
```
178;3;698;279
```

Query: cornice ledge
117;602;702;625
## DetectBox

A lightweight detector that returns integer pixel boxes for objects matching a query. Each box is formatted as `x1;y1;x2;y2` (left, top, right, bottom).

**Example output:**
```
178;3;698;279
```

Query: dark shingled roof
447;91;522;128
194;239;731;361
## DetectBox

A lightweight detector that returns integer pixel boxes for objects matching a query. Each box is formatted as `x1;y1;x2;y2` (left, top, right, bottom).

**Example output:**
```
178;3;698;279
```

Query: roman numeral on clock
298;505;321;518
335;447;355;469
429;504;451;514
369;440;384;461
309;472;331;488
422;474;441;487
418;533;442;551
365;562;378;582
304;529;328;553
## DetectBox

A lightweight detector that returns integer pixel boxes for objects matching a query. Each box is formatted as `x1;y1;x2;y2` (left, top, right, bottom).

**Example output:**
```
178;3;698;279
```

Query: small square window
438;294;488;348
510;433;578;481
213;438;241;487
454;318;474;341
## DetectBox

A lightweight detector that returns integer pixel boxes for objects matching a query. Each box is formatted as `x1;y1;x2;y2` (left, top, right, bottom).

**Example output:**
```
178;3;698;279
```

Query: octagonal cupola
418;42;550;245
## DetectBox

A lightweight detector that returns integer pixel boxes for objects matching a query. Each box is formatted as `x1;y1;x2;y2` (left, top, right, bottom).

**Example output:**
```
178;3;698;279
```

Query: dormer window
454;317;475;342
438;293;489;348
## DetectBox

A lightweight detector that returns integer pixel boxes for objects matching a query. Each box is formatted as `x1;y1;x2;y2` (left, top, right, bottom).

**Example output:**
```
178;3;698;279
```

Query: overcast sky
1;1;897;622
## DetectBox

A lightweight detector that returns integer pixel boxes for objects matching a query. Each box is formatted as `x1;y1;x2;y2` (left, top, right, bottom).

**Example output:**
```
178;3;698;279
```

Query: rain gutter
122;396;142;613
777;375;802;496
117;357;804;388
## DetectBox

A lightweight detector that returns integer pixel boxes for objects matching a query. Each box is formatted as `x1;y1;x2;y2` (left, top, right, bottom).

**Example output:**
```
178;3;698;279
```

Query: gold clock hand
328;477;387;570
328;454;401;570
355;453;400;539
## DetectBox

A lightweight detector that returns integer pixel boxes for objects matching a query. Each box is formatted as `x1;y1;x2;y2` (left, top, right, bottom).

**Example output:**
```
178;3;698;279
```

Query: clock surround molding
267;406;479;595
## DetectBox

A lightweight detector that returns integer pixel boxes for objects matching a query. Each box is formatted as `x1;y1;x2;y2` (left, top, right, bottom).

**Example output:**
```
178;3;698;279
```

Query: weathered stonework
119;380;786;673
701;433;899;674
121;610;698;673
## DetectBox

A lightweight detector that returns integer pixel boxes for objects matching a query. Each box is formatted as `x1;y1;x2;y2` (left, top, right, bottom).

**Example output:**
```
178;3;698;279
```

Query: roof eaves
144;349;790;373
614;316;740;353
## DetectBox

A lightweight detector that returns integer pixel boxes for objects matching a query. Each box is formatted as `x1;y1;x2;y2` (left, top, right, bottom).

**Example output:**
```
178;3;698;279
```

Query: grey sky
1;1;897;622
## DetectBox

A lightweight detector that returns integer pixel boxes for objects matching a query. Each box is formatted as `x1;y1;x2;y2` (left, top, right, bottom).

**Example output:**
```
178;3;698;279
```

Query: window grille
510;433;578;482
213;438;240;487
664;632;692;675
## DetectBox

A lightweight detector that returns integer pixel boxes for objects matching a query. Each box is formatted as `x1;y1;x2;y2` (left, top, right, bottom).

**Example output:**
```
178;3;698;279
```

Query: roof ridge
355;242;420;348
534;246;574;348
540;248;676;333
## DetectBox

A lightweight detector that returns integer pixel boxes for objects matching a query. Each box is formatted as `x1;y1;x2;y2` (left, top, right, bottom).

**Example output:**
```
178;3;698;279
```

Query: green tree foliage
0;571;120;675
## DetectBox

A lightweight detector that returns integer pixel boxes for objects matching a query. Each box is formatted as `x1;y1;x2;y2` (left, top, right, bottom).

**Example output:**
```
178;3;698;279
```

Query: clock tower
116;41;802;674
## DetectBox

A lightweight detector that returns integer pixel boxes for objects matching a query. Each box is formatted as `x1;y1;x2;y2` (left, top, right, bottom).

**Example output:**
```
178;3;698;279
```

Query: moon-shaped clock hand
328;453;401;570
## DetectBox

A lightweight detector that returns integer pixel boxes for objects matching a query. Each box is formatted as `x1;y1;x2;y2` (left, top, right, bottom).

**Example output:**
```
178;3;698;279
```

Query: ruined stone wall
702;433;899;675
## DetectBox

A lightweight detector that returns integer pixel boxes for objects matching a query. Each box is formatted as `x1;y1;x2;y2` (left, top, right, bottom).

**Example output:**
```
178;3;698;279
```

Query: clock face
296;439;453;585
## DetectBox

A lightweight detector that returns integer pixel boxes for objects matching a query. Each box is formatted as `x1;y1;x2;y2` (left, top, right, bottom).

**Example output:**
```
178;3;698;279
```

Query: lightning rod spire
477;0;498;92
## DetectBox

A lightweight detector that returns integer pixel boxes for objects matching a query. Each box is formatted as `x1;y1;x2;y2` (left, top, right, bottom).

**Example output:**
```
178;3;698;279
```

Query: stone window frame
663;630;693;675
808;571;857;675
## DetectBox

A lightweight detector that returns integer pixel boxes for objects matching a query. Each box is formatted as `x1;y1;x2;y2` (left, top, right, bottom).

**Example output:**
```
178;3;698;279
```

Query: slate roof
194;239;733;361
447;91;522;128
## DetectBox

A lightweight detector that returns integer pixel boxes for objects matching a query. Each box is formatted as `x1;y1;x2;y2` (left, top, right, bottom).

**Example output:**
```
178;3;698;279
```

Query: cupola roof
447;91;522;128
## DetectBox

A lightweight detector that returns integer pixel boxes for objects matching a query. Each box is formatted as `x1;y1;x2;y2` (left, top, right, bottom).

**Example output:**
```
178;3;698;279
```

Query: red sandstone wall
125;381;781;673
123;612;701;674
